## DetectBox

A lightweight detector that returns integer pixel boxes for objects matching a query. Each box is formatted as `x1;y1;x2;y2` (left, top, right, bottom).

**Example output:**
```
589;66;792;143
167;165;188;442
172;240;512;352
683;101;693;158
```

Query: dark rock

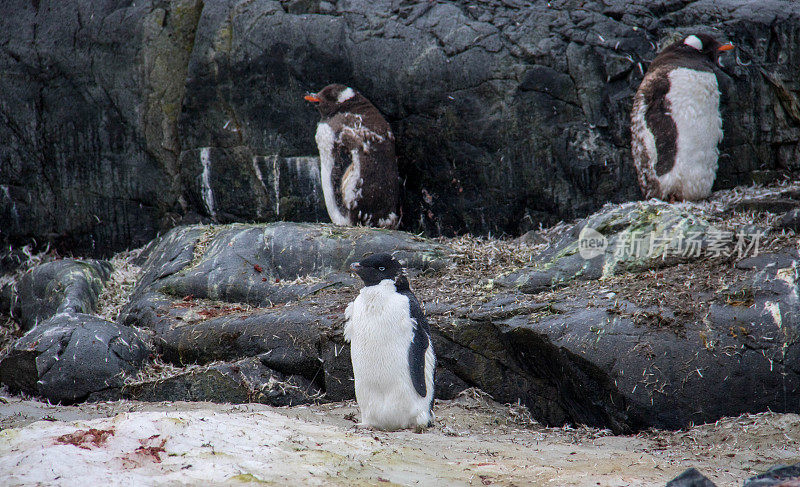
112;216;800;432
118;221;452;405
124;291;329;376
735;251;799;270
0;0;204;257
0;313;151;403
0;282;13;316
731;199;800;214
126;222;451;307
497;250;800;430
11;259;112;331
3;0;800;255
96;357;322;407
666;468;717;487
743;464;800;487
778;208;800;232
749;170;789;186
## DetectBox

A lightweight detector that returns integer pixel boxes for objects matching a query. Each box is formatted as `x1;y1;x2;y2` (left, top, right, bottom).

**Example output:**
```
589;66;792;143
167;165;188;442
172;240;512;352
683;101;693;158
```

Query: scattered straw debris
0;315;21;353
96;249;144;323
189;226;219;268
0;243;58;289
122;358;215;387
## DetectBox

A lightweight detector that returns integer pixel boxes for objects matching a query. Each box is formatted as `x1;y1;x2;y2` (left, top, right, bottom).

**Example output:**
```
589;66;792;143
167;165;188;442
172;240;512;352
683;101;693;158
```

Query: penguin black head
350;253;403;287
304;84;365;118
657;34;734;66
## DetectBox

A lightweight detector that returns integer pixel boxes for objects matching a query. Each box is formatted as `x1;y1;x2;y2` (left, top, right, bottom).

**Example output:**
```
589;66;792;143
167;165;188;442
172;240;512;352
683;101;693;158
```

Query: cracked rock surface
2;0;799;256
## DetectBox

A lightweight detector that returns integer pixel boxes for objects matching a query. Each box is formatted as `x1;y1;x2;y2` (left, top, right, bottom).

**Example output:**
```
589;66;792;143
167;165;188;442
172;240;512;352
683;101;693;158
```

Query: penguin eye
379;266;385;271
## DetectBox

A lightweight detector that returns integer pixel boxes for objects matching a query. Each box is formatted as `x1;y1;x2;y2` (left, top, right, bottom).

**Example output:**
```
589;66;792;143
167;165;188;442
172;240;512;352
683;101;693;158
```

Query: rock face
119;222;453;404
2;0;799;256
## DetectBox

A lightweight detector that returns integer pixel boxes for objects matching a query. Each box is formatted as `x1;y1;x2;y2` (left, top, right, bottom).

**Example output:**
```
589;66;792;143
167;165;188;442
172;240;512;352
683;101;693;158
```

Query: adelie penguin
304;84;400;228
631;34;734;201
344;254;435;431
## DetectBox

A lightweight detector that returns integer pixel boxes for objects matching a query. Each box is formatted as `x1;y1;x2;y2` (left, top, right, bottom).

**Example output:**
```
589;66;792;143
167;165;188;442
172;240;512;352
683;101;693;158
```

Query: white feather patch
658;67;722;200
684;35;703;50
337;87;355;103
341;149;362;210
378;212;399;228
315;122;351;225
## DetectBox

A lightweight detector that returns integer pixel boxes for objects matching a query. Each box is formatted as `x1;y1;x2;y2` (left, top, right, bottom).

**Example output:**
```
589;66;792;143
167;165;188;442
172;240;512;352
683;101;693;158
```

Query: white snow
0;409;380;486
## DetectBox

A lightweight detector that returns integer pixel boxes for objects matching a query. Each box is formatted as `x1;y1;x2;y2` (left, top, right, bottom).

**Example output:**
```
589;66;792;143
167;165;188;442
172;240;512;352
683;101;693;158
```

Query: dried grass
0;244;56;288
95;249;145;323
122;358;219;386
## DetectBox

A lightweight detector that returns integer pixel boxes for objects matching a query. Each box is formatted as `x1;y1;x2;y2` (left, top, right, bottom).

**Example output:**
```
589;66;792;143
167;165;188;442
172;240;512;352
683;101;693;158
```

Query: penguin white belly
315;122;351;225
344;280;432;430
658;68;722;201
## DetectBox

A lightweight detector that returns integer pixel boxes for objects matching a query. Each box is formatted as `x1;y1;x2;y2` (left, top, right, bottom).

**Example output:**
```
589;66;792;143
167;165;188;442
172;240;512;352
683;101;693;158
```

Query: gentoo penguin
304;84;400;228
344;253;435;431
631;34;734;201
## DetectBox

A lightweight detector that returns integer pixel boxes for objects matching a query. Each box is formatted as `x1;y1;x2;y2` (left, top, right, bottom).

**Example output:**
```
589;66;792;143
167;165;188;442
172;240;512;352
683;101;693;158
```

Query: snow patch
0;410;379;486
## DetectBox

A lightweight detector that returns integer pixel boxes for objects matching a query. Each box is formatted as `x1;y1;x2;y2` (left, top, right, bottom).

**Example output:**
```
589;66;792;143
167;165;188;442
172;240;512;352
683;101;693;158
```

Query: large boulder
116;222;453;404
0;313;151;403
128;221;452;306
498;199;769;293
2;0;799;255
9;259;112;331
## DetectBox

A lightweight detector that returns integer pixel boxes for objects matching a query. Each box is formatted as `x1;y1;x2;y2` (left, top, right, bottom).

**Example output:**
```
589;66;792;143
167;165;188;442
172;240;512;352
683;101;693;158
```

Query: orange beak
304;94;320;102
717;43;734;52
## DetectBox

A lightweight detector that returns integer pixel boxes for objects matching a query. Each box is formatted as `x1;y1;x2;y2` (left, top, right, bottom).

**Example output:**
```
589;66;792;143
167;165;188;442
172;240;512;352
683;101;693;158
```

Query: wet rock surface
2;0;800;255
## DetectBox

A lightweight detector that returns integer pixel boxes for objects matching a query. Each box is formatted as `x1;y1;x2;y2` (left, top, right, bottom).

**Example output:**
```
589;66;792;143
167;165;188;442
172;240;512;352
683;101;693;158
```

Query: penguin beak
350;262;361;272
717;43;734;52
304;94;321;103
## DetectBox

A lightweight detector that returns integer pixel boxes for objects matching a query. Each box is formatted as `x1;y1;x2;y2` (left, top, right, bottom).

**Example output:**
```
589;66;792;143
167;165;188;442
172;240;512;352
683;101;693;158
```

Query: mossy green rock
501;201;720;293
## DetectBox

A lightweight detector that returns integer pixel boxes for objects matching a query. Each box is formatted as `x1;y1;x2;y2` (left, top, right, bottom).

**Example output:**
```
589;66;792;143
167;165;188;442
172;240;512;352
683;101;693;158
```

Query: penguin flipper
400;287;433;399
